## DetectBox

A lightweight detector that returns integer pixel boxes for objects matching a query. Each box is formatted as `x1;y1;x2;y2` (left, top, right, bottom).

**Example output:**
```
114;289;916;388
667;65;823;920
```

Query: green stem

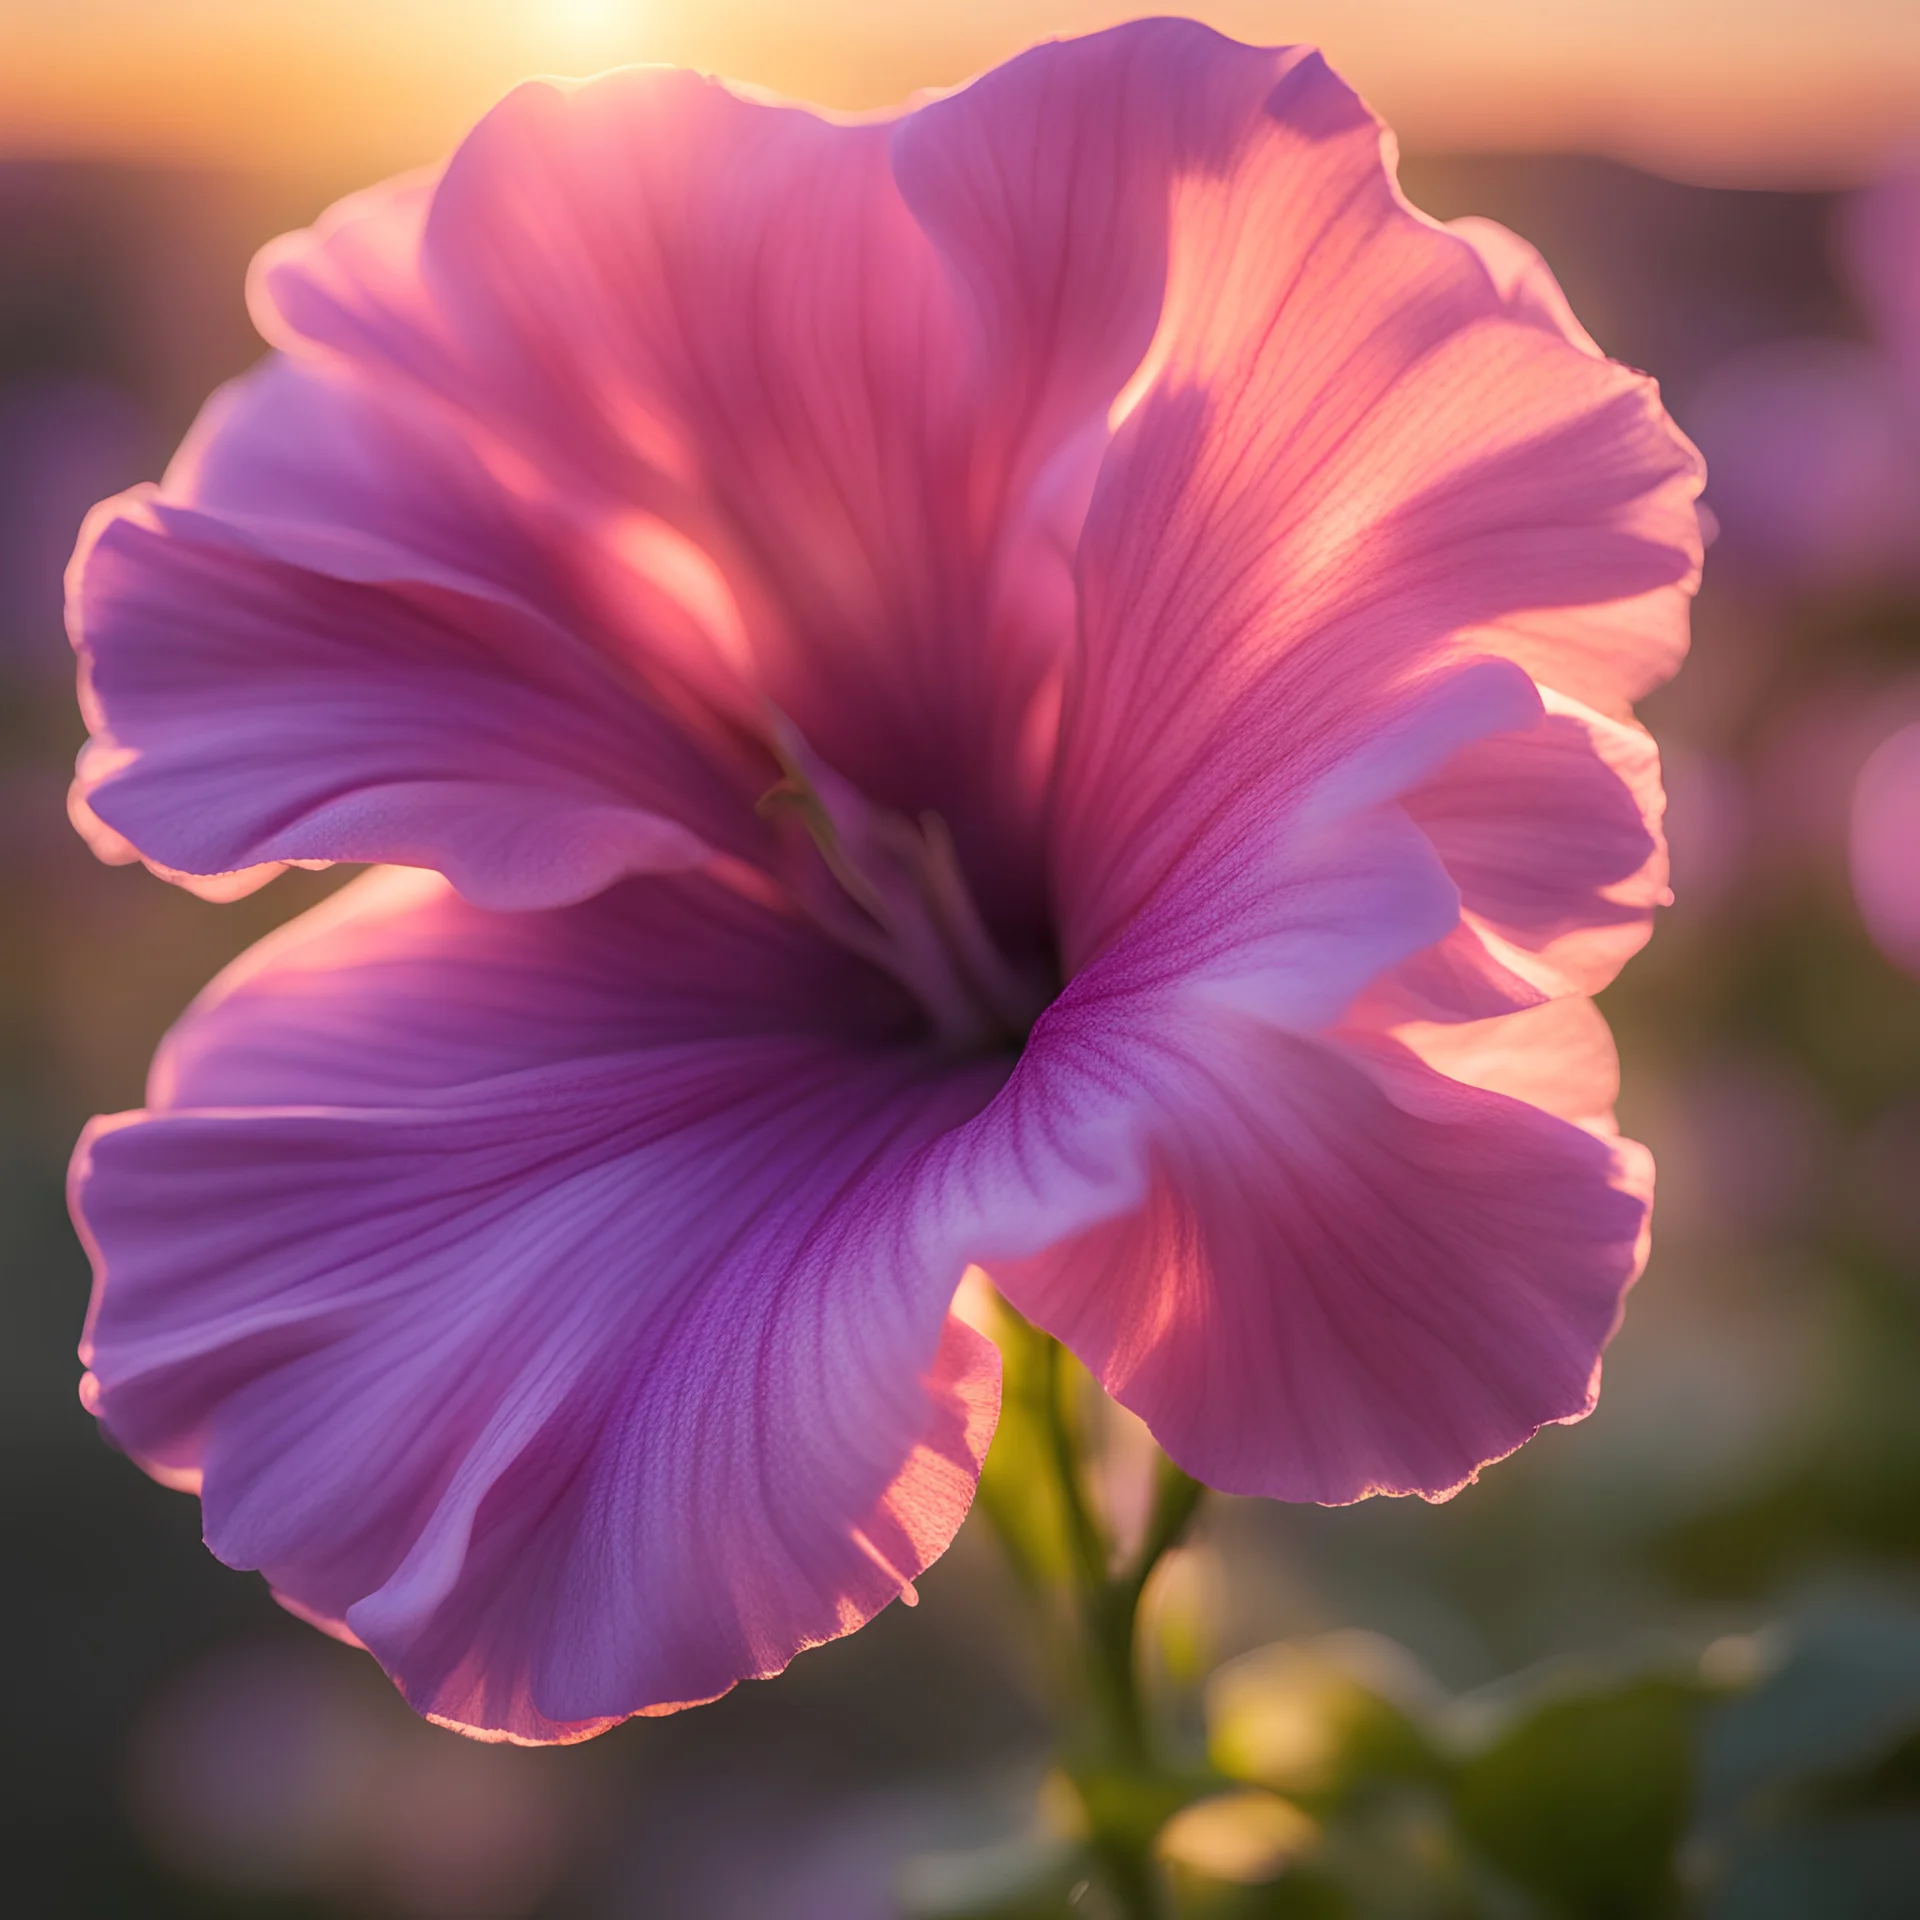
1042;1337;1111;1597
979;1307;1206;1920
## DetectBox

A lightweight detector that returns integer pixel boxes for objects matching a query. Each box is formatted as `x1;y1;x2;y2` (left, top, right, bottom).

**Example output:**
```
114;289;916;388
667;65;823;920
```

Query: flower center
757;719;1049;1054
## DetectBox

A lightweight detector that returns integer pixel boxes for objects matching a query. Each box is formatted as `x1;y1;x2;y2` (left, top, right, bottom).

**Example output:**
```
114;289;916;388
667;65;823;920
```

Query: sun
531;0;643;60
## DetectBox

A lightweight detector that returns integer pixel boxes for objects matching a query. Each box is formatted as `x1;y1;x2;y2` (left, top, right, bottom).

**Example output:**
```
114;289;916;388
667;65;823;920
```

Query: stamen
757;717;1047;1053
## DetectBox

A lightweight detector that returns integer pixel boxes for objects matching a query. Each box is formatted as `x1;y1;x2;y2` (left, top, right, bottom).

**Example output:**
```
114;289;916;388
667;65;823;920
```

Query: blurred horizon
0;0;1917;190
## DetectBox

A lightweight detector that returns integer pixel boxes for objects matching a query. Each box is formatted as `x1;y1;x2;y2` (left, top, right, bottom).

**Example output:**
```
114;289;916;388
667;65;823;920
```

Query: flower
1842;163;1920;395
1688;160;1920;592
1852;721;1920;977
67;21;1701;1743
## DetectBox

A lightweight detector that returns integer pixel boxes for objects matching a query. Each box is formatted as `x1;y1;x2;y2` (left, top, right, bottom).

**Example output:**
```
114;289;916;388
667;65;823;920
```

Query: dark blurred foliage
3;147;1919;1917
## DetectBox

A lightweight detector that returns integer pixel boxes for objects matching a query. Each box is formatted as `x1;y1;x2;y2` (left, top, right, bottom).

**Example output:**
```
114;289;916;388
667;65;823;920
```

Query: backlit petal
1050;30;1698;972
993;1007;1648;1504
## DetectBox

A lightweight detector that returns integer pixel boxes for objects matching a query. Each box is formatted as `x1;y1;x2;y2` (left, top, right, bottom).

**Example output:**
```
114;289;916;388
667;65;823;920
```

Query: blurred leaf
1840;1725;1920;1809
1072;1765;1210;1858
1451;1675;1702;1919
1171;1864;1353;1919
1657;1262;1920;1597
1704;1810;1920;1920
1158;1789;1319;1887
1207;1635;1445;1810
1311;1787;1501;1920
1656;1476;1836;1598
1693;1602;1920;1917
1142;1545;1222;1693
1698;1600;1920;1825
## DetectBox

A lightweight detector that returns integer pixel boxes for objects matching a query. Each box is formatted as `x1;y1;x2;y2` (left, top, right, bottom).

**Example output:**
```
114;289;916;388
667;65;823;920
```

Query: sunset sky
1;0;1917;187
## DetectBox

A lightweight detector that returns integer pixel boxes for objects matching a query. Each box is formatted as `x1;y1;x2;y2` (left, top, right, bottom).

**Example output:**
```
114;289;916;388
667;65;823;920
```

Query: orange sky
1;0;1917;186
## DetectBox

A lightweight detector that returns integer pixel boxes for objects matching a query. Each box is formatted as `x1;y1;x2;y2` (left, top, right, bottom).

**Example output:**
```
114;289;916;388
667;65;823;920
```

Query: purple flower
1853;721;1920;977
68;24;1700;1741
1689;160;1920;591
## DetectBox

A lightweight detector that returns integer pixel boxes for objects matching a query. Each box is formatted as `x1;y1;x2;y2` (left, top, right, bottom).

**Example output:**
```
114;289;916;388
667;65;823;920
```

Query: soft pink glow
1853;723;1920;978
1843;165;1920;390
68;23;1700;1741
1690;161;1920;592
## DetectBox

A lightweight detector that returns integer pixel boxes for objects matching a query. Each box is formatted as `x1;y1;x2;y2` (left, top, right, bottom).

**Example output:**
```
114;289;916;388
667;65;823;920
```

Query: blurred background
4;3;1920;1915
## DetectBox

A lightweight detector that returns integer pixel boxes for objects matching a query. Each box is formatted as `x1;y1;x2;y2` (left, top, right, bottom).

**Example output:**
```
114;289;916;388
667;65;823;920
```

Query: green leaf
1451;1676;1701;1919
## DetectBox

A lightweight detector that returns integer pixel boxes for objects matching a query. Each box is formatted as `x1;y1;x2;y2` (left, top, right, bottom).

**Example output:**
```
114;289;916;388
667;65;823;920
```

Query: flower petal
1398;691;1668;1000
76;869;1023;1740
70;355;776;907
1371;992;1632;1133
168;354;762;726
1048;31;1700;968
1446;216;1603;358
252;64;1136;927
992;1007;1649;1504
147;864;926;1112
1063;654;1541;1026
889;20;1279;719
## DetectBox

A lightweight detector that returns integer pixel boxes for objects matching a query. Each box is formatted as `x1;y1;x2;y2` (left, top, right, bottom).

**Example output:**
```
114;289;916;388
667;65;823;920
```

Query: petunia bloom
68;22;1701;1743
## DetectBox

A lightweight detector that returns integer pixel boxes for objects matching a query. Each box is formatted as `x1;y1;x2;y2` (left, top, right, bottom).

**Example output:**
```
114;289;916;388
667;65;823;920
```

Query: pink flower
67;23;1701;1743
1843;164;1920;395
1853;722;1920;977
1686;337;1920;588
1689;161;1920;591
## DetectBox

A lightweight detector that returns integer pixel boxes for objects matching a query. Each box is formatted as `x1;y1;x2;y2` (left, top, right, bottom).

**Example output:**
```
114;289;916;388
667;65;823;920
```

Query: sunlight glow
0;0;1914;183
535;0;646;63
